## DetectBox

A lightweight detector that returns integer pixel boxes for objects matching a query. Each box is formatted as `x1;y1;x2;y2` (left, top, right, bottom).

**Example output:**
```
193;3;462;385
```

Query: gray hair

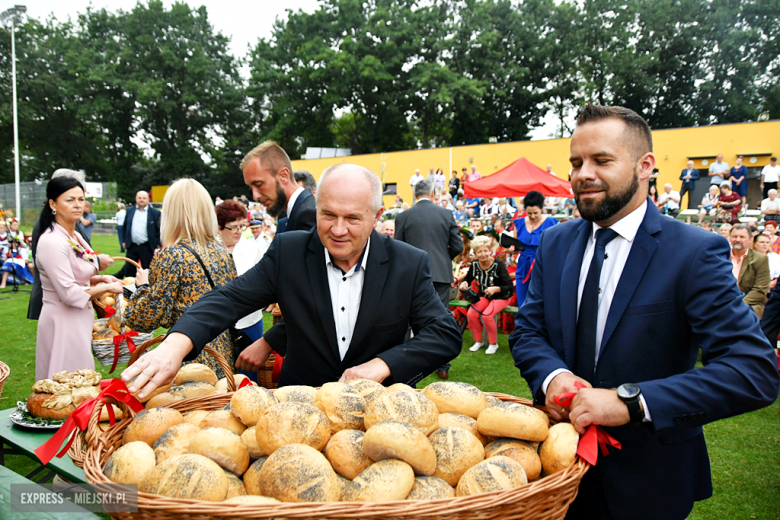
769;189;778;197
414;179;434;199
317;164;383;212
52;168;86;185
293;170;317;191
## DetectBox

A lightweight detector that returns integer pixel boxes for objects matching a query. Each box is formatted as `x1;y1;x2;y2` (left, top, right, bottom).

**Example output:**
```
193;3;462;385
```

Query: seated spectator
453;226;474;282
730;224;769;317
700;220;714;233
0;221;8;262
479;200;492;219
459;236;513;355
649;185;659;205
656;183;681;218
400;202;409;211
699;185;720;220
543;196;562;214
719;223;732;238
716;182;741;224
498;198;514;218
763;220;780;253
453;201;467;221
393;194;403;208
469;219;484;233
753;232;780;291
488;197;501;215
761;189;780;222
465;197;480;218
562;197;577;216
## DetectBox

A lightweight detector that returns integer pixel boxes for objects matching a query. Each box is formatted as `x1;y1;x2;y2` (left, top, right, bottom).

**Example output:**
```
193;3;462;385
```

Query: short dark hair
41;177;85;233
523;190;544;209
730;224;751;236
577;104;653;160
294;170;317;191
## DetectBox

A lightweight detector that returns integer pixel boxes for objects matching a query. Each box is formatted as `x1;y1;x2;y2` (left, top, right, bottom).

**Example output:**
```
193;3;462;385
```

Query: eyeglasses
224;224;247;232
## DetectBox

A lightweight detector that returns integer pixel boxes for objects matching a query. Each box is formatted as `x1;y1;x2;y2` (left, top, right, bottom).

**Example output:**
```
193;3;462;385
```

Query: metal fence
0;181;116;226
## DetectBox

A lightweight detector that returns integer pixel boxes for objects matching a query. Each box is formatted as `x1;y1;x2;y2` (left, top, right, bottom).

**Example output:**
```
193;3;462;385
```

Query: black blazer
122;205;162;248
394;199;462;284
169;229;462;387
288;189;316;232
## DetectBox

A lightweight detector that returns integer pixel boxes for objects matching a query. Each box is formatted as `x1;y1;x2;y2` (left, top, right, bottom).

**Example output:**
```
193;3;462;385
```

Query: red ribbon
553;381;622;466
237;377;253;390
521;259;536;284
109;331;139;374
34;379;144;466
102;305;116;317
272;352;284;383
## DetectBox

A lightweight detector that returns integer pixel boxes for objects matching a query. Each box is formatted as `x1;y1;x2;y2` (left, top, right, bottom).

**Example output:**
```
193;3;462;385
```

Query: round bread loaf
476;402;549;442
230;386;278;427
152;422;201;464
455;456;528;497
145;392;184;409
26;393;75;421
386;383;414;393
241;426;266;459
139;454;228;501
242;456;268;495
437;413;491;445
104;441;156;484
428;426;484;486
405;475;455;500
199;410;247;435
98;404;124;422
215;375;252;392
274;385;317;404
93;321;107;333
174;363;218;386
258;444;341;502
223;469;247;499
364;391;439;435
223;495;280;504
363;421;436;476
423;382;488;419
130;380;173;404
314;382;366;432
255;402;331;454
189;427;250;476
347;379;385;404
170;381;216;399
485;438;541;481
123;407;184;446
335;473;351;499
183;410;210;426
539;422;579;476
93;328;118;340
323;429;373;479
342;459;415;502
486;395;501;406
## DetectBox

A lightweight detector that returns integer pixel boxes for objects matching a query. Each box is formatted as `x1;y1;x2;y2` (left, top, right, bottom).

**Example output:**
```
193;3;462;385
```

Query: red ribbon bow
109;331;139;374
102;305;116;317
237;377;253;390
34;378;144;466
553;381;622;466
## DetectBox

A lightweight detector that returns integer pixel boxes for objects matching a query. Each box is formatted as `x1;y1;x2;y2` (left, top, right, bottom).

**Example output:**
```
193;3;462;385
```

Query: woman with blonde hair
125;178;237;377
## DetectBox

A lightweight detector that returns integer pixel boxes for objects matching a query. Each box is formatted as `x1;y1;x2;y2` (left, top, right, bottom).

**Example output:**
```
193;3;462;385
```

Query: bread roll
99;296;115;307
335;473;351;498
131;380;173;404
342;459;415;502
215;375;252;392
274;385;317;404
347;379;385;404
174;363;219;386
223;469;247;499
486;395;501;406
364;391;439;435
242;456;268;495
241;426;266;460
139;454;228;501
145;392;184;409
258;444;341;502
222;495;280;504
386;383;414;393
92;328;119;340
122;277;136;286
485;438;541;481
152;422;201;464
455;456;528;497
189;427;250;476
314;382;366;432
230;386;278;427
363;421;436;476
170;381;216;399
423;382;488;419
26;393;75;421
107;312;123;334
437;413;491;445
323;429;373;480
104;441;156;484
539;422;579;476
255;402;331;454
183;410;210;426
406;476;455;500
123;407;184;446
428;426;485;486
93;321;107;333
477;402;549;442
199;410;247;435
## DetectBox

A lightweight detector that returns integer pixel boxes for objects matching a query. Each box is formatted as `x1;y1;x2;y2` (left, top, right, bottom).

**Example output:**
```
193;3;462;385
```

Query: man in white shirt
760;188;780;222
761;156;780;199
656;183;681;217
115;203;126;253
409;169;424;202
467;165;482;183
708;154;729;186
546;164;556;176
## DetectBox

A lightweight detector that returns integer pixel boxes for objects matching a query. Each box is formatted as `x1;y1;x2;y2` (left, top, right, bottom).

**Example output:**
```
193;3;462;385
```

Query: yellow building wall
291;120;780;208
150;185;169;203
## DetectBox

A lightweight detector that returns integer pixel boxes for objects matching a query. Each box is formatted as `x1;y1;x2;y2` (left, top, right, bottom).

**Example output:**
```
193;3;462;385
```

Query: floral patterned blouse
125;238;237;377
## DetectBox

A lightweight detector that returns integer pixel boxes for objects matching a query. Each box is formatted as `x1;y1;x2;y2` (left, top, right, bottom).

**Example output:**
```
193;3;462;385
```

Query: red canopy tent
463;157;572;198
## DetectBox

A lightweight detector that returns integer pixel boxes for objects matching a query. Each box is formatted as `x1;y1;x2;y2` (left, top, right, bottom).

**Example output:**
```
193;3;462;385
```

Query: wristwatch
617;383;644;424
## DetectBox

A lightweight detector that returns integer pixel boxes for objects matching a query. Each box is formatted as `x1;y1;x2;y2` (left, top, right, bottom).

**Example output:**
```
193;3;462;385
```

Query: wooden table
0;464;99;519
0;407;87;484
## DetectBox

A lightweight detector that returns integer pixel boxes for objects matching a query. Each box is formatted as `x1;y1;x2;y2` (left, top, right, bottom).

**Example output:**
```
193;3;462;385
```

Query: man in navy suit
510;105;778;520
119;190;161;277
679;159;700;207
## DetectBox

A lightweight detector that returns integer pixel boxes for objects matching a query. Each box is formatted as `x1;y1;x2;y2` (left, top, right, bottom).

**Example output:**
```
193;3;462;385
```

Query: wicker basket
83;388;588;519
91;319;154;367
0;360;9;399
258;352;277;390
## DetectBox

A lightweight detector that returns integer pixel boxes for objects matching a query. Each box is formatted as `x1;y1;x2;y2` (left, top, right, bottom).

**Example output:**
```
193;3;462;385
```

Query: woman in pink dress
35;177;123;380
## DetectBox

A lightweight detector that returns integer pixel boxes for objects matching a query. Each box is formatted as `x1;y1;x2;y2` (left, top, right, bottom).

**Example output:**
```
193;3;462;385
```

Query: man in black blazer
122;164;461;395
118;190;161;277
679;159;700;206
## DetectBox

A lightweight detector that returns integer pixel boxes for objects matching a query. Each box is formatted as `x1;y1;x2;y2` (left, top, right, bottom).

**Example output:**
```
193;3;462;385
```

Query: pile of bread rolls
102;377;580;504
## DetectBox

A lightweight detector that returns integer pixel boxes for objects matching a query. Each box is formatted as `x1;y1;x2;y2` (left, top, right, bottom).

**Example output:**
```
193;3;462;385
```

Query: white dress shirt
233;237;269;329
324;238;370;360
285;186;306;220
130;206;149;245
761;164;780;183
115;209;126;226
543;202;652;421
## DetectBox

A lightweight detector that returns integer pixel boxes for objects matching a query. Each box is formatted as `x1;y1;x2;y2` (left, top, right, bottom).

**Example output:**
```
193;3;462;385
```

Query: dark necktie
575;227;619;383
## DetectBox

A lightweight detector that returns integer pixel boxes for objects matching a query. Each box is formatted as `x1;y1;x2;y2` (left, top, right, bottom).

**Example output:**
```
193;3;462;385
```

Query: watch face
618;383;640;399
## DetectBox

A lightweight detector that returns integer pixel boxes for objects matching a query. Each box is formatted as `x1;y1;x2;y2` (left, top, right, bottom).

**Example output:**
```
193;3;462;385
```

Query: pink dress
35;223;97;380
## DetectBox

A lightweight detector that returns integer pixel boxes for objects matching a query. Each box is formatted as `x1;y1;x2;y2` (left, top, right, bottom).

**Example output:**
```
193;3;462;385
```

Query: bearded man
509;104;778;520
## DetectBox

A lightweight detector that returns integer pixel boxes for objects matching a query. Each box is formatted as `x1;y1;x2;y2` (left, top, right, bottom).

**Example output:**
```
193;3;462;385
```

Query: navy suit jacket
510;199;778;520
169;228;462;387
287;189;316;233
679;167;701;191
122;205;162;249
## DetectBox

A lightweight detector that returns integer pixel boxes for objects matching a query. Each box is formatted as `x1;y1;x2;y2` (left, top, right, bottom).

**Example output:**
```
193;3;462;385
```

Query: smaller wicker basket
91;319;153;367
0;360;9;399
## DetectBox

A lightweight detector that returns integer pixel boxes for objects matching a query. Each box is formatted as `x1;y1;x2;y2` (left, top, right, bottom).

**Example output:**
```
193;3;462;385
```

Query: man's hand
545;372;592;421
338;358;391;384
98;255;114;271
121;242;126;250
235;337;273;372
121;332;193;399
569;388;631;434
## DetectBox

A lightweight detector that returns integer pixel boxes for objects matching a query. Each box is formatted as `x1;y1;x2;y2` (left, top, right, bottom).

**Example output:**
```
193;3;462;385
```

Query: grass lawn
1;232;778;518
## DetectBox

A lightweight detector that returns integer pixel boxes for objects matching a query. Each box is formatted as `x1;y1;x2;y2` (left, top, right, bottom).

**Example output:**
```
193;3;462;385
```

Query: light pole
1;5;26;221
